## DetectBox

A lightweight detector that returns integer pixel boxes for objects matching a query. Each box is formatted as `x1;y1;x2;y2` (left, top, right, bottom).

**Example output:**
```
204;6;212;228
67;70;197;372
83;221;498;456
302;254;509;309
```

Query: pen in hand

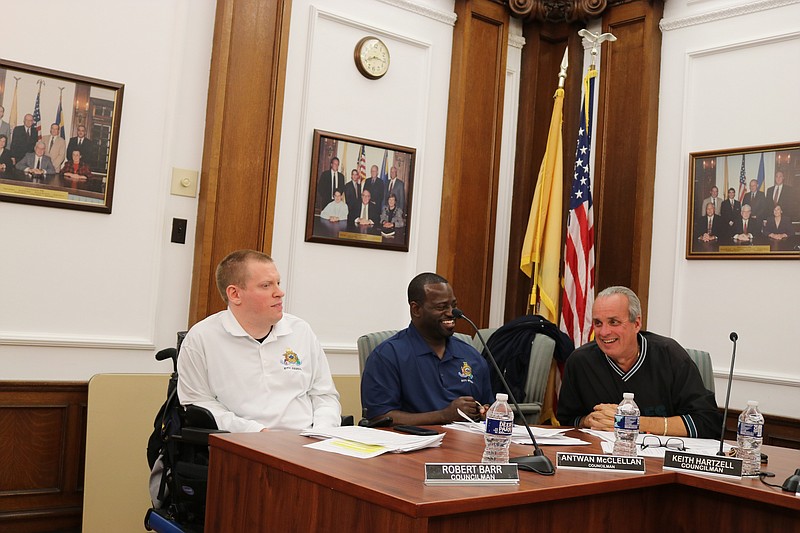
457;408;482;425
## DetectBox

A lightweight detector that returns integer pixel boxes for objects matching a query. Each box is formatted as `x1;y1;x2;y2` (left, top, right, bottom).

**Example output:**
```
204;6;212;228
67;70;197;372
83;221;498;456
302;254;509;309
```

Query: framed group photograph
0;59;124;214
686;142;800;259
305;129;415;252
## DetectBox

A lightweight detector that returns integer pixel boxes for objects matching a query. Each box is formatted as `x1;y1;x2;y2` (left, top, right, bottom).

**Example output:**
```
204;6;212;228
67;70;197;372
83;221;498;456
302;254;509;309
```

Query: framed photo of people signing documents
305;129;415;252
686;142;800;259
0;59;123;214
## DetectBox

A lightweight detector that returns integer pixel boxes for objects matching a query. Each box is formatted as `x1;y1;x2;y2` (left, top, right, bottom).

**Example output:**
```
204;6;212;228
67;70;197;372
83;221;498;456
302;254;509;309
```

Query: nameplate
719;245;770;253
424;463;519;485
337;231;382;243
556;452;645;474
663;450;742;478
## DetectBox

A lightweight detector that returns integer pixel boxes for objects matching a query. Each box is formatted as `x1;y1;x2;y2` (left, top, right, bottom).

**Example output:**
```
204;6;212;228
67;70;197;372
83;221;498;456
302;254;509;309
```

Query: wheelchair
144;333;354;532
144;333;227;533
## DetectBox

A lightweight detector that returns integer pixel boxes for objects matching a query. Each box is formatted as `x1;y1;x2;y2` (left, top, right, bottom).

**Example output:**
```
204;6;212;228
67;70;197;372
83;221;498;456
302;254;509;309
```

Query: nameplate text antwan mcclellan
556;452;645;474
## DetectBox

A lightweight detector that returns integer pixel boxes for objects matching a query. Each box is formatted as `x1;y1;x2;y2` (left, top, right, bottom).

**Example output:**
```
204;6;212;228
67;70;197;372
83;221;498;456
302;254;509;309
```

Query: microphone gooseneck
452;308;555;475
717;332;738;456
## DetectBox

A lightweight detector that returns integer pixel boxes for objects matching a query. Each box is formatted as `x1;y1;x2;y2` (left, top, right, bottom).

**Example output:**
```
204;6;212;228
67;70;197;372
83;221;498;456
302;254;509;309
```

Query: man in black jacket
556;286;721;438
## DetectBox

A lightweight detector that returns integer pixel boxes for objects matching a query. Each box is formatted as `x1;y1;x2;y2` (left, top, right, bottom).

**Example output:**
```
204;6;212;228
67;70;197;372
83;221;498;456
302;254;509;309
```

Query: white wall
0;0;462;381
4;0;796;421
273;0;457;374
651;0;800;417
0;0;216;379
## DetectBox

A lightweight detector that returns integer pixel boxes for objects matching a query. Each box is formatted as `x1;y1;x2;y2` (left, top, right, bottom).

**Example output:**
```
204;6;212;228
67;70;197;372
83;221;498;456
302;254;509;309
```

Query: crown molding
661;0;800;31
377;0;458;25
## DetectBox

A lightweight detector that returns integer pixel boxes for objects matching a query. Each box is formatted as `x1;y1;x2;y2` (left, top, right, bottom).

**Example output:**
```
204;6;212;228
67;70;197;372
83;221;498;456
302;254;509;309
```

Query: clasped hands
580;403;618;431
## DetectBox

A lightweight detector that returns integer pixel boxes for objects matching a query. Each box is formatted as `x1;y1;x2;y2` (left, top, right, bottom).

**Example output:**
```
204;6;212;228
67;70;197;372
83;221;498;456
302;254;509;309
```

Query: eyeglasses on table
639;435;686;451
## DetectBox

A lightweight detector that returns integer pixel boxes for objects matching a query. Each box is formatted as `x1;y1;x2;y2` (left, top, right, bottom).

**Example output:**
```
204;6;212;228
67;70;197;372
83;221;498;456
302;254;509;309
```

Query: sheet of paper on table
581;429;733;458
301;425;445;459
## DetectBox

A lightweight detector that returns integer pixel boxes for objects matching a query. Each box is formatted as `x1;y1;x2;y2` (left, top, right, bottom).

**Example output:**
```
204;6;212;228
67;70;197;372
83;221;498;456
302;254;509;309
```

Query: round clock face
355;37;390;80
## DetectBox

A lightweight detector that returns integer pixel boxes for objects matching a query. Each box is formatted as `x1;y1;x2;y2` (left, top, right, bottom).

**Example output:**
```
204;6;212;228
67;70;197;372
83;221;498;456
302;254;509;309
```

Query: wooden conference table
205;427;800;532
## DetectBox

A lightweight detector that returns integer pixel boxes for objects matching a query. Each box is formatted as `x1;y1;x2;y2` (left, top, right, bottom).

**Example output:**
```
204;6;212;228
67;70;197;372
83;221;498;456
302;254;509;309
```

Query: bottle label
485;417;513;436
737;421;763;438
614;414;639;431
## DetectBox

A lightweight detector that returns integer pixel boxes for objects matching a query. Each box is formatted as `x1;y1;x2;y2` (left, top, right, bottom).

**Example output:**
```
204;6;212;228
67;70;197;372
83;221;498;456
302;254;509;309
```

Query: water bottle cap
622;392;634;399
496;393;508;401
747;400;758;407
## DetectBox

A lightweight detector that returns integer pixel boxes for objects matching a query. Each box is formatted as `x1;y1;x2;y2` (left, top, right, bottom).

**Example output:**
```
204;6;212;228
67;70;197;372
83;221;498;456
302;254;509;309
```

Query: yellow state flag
9;77;20;128
519;87;564;324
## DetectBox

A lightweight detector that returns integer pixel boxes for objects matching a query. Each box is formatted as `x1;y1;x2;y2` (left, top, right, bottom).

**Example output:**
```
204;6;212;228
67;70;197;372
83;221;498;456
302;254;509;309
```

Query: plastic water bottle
737;400;764;476
482;393;513;464
612;392;640;457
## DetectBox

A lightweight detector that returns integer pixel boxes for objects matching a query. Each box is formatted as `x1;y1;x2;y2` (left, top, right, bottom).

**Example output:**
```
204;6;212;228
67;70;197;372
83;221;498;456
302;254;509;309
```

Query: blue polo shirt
361;323;493;419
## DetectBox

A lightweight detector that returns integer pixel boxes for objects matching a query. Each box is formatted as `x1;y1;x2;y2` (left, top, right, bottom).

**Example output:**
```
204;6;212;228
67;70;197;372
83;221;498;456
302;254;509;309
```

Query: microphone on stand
452;308;555;476
717;332;738;456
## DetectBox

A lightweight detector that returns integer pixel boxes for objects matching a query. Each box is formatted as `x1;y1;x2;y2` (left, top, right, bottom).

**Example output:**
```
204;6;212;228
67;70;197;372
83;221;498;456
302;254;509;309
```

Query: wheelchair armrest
174;427;229;446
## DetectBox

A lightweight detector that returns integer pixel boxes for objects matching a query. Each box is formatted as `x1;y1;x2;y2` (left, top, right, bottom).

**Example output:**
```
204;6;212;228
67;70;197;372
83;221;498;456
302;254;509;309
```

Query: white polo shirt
177;309;341;432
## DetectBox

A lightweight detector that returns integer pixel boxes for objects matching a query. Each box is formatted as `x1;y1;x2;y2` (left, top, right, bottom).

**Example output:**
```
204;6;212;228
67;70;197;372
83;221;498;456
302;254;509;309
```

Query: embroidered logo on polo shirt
281;349;302;369
458;361;475;383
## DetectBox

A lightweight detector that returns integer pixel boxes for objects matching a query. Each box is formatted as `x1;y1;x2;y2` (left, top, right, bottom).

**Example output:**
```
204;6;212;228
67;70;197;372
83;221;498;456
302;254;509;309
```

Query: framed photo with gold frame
0;59;123;214
686;142;800;259
305;129;415;252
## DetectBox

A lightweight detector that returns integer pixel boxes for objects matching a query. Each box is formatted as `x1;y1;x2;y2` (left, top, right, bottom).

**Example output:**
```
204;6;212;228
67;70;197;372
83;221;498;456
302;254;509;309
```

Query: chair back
685;348;715;393
357;329;474;374
357;330;398;375
470;328;497;352
526;334;556;405
472;327;554;424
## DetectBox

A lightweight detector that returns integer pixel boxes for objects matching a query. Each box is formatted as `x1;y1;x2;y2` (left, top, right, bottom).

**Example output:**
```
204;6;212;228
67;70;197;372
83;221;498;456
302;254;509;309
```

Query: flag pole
521;48;568;320
559;28;616;348
530;48;569;315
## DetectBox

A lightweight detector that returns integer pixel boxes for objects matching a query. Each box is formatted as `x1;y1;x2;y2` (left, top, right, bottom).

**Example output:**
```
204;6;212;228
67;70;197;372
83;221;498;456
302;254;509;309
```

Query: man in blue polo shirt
361;273;494;425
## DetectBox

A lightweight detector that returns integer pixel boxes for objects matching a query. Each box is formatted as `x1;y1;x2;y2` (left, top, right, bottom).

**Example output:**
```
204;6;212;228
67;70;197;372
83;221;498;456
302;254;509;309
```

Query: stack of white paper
444;420;590;446
300;426;445;459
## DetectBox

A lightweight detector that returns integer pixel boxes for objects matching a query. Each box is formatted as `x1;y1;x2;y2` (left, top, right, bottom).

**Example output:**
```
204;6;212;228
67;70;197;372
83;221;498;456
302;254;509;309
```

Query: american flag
737;154;747;202
560;69;596;348
33;86;42;140
357;145;367;182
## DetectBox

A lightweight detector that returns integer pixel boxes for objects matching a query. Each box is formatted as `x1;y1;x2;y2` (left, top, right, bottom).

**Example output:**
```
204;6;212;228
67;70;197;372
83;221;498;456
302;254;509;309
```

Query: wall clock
354;36;390;80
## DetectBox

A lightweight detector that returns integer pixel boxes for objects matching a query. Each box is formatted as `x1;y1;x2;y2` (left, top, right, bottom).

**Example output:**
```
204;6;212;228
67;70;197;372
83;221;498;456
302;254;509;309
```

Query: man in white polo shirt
177;249;341;432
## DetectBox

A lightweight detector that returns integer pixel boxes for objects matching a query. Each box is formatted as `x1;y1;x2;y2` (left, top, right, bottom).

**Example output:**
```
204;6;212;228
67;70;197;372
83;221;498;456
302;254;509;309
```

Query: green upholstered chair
472;328;555;424
357;329;473;374
685;348;715;393
356;329;473;419
470;328;497;352
357;330;399;378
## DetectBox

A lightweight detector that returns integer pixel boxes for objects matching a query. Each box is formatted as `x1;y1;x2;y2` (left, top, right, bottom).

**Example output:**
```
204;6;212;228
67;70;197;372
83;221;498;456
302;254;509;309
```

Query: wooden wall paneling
593;0;663;324
0;382;87;533
437;0;509;330
504;22;584;323
189;0;292;325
